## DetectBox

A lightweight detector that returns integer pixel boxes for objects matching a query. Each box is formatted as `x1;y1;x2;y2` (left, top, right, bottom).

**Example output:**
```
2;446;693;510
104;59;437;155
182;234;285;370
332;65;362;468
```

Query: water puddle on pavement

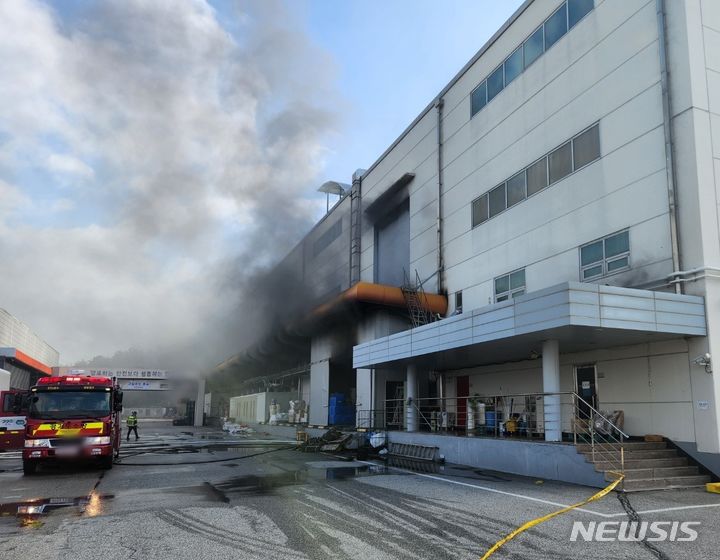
0;490;113;531
210;461;394;497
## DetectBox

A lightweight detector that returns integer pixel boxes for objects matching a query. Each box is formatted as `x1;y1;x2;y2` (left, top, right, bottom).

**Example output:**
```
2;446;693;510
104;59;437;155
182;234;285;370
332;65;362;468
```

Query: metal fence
378;391;627;480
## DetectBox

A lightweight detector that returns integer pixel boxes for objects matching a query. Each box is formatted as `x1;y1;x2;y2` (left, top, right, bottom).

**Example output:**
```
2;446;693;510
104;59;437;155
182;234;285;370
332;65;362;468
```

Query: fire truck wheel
99;455;113;470
22;460;38;475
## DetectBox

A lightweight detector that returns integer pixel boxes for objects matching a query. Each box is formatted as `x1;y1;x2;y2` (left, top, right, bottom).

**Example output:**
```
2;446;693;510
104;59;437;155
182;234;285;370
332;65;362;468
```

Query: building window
504;46;523;86
572;123;601;170
506;171;526;208
548;141;572;183
580;230;630;281
495;269;526;302
471;123;600;228
487;66;504;102
455;291;463;314
526;157;548;196
470;0;594;118
544;3;568;50
488;183;507;217
568;0;594;28
471;81;487;115
471;193;489;227
523;26;544;68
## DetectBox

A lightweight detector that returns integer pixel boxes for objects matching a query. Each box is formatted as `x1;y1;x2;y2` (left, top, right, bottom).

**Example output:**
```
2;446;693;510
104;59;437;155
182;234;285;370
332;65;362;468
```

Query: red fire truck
20;374;123;475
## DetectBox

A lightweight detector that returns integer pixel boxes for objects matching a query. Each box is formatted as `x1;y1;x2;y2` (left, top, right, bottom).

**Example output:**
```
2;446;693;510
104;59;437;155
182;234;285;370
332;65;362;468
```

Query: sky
0;0;522;368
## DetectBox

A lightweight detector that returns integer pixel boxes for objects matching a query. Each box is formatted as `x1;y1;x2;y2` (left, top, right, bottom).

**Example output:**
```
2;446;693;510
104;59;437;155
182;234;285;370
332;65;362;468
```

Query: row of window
471;0;594;117
453;230;631;310
472;123;600;228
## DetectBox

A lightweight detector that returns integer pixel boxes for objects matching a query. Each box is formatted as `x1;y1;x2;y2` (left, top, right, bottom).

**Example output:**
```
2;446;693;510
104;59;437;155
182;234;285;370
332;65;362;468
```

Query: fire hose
479;474;625;560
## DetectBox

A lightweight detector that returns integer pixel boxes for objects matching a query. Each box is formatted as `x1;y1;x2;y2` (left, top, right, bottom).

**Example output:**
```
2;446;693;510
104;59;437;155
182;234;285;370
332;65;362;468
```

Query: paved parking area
1;426;718;559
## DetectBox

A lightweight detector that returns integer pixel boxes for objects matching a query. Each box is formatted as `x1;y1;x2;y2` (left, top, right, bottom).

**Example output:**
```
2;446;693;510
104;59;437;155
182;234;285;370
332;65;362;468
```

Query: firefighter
126;411;139;441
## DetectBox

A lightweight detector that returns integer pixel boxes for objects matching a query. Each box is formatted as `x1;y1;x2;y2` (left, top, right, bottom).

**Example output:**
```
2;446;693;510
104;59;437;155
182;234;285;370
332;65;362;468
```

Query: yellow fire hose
479;474;625;560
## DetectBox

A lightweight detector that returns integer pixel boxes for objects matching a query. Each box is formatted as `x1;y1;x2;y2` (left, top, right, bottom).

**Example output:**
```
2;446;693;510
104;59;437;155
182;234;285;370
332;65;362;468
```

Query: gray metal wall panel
375;201;410;286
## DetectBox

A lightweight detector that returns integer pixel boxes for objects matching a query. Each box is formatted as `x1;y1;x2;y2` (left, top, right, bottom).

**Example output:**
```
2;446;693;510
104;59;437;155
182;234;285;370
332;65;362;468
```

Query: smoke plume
0;0;340;373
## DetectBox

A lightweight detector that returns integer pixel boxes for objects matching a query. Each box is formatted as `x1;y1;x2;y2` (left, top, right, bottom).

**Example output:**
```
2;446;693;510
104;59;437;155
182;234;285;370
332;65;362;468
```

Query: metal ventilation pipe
435;97;445;295
656;0;683;294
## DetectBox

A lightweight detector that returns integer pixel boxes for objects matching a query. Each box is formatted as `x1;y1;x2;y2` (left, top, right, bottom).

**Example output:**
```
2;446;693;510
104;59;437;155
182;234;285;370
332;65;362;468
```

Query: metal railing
571;393;628;486
356;409;387;430
380;391;627;482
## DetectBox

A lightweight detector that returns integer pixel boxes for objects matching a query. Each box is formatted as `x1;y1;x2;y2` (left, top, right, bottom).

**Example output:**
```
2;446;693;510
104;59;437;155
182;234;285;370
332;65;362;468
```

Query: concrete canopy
353;282;706;371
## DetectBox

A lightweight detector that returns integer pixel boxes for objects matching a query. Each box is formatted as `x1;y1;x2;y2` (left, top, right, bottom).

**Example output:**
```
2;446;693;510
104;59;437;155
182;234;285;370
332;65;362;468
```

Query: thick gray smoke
0;0;340;373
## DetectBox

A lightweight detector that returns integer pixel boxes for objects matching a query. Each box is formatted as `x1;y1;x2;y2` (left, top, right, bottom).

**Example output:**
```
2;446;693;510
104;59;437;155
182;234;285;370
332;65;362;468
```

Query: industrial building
0;308;59;389
211;0;720;488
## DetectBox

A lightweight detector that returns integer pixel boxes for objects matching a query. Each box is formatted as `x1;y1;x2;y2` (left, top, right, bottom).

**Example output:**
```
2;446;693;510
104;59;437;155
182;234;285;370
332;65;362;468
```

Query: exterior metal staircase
401;270;436;328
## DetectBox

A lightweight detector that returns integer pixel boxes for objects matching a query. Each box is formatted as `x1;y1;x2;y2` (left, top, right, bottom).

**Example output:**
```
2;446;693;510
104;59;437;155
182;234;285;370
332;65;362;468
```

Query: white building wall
442;0;673;312
350;0;719;452
360;109;440;291
0;308;59;366
662;0;720;453
450;339;694;442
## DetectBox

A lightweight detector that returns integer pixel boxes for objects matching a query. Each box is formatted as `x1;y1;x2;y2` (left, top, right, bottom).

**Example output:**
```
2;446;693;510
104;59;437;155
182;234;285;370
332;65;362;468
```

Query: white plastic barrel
476;403;486;426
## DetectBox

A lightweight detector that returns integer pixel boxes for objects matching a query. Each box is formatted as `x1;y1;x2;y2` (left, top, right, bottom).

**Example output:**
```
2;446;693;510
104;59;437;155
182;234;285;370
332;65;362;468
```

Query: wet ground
1;424;719;559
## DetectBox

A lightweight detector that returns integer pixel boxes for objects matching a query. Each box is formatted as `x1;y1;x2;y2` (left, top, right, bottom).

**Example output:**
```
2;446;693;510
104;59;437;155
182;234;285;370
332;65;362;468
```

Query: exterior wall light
693;353;712;374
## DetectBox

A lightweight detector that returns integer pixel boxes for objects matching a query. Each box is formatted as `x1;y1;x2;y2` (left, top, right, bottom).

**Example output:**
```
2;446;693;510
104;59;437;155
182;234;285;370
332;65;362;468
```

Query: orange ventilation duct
313;281;447;317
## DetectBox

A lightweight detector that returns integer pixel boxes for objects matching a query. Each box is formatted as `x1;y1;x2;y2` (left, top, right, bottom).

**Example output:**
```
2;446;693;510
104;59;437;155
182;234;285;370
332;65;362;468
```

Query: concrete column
406;364;418;432
309;360;330;426
194;378;205;427
355;368;373;428
542;339;561;442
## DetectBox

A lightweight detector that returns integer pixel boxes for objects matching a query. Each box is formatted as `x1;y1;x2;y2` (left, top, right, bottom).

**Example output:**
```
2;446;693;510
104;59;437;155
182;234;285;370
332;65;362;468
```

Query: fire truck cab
21;374;123;475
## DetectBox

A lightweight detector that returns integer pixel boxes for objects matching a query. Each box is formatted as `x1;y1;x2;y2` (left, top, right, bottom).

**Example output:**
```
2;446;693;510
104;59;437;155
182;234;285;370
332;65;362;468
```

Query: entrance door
575;365;597;418
456;376;469;430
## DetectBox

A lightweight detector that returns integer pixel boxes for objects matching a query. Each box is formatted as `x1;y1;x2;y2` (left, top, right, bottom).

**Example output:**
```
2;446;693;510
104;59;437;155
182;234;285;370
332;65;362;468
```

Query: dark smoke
0;1;342;372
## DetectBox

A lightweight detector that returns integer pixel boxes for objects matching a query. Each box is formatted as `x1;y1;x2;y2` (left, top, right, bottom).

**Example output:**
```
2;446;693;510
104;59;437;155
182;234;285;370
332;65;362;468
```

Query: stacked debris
297;429;389;461
221;421;256;435
298;428;345;453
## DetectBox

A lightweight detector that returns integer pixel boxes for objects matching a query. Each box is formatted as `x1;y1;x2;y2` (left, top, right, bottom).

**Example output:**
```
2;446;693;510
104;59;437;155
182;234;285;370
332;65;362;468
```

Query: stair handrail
573;392;629;439
572;392;626;483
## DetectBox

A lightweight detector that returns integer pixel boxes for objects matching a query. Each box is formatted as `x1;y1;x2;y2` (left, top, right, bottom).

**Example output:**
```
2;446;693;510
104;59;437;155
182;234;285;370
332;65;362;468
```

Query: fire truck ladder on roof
402;270;435;328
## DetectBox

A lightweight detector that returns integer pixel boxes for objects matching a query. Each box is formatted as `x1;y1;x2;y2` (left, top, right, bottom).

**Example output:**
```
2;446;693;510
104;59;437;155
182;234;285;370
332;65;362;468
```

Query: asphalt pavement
1;424;719;559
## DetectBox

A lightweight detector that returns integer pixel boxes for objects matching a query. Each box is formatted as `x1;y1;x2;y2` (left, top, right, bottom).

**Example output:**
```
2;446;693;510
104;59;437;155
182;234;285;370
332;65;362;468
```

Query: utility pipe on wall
656;0;683;294
435;98;445;295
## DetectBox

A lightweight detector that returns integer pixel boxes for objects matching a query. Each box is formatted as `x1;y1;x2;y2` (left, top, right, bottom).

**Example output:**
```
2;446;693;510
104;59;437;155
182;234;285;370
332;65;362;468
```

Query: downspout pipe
349;169;363;286
435;97;445;295
657;0;683;294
